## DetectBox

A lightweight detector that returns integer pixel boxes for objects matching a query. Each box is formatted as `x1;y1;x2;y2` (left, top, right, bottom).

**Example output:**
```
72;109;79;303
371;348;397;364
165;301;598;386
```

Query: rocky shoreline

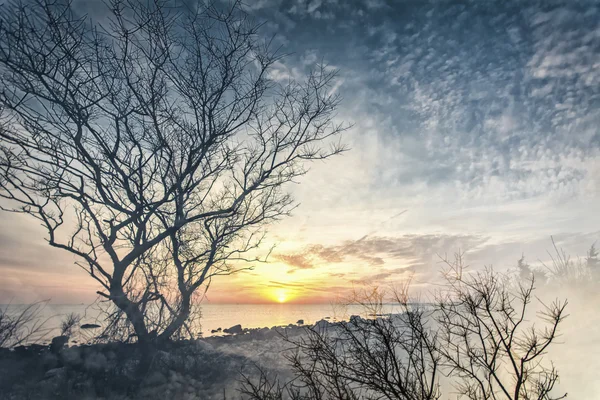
0;319;337;400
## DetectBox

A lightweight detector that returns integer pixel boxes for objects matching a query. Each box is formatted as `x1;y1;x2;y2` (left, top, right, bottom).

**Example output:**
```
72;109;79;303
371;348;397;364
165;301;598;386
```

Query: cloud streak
1;0;599;305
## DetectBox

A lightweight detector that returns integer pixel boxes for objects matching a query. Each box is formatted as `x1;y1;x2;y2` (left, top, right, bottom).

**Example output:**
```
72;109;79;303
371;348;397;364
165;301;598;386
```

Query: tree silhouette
0;0;346;346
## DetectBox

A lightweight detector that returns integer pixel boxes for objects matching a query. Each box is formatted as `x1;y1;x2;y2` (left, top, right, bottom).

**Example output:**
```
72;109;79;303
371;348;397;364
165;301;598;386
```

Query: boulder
296;319;304;325
50;336;69;353
259;329;278;339
145;370;168;387
43;367;66;381
60;346;82;366
169;370;185;384
28;343;47;354
194;339;215;353
223;324;243;335
83;351;108;372
13;345;28;355
41;352;59;369
80;323;101;329
313;319;330;330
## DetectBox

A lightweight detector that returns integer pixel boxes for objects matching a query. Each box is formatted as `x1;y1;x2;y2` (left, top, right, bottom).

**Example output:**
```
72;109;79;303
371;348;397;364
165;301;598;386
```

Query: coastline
0;320;324;400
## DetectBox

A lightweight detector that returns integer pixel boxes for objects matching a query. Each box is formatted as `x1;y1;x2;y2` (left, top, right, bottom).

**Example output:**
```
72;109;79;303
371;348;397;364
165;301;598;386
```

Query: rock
83;351;108;371
223;324;243;335
80;323;101;329
217;327;222;331
13;345;28;355
28;343;47;354
106;350;117;362
169;370;185;384
43;367;66;380
349;315;363;324
60;346;82;366
194;339;215;353
271;326;284;333
313;319;330;330
41;352;59;369
287;327;303;337
210;329;219;334
153;350;172;364
267;330;279;339
145;370;168;387
296;319;304;325
50;336;69;353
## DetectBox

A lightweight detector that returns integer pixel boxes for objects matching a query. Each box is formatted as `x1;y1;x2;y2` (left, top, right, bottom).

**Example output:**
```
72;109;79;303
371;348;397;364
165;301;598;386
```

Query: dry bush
241;282;441;400
241;256;568;400
436;252;567;400
541;238;591;285
0;301;49;348
60;312;82;338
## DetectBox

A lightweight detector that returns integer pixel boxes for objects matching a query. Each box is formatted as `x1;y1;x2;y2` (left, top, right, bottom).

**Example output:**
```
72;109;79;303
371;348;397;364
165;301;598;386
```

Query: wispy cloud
2;0;599;304
275;234;488;280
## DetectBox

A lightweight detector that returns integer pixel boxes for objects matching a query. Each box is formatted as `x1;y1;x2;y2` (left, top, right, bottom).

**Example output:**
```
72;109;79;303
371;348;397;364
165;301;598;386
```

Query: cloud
324;234;486;263
2;0;600;306
275;234;488;281
349;267;411;285
267;281;306;288
274;253;314;272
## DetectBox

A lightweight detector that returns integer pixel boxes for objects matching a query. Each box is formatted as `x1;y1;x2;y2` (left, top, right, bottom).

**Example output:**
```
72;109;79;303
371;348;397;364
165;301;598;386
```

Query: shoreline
0;320;325;400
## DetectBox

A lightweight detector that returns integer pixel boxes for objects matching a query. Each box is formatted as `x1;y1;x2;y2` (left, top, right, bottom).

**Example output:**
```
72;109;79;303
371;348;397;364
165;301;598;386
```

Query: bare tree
435;253;567;400
0;0;346;347
586;244;599;281
241;284;442;400
241;254;569;400
240;365;310;400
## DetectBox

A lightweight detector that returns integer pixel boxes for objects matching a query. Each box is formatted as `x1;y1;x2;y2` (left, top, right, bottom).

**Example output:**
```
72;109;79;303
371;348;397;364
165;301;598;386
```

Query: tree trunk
107;289;155;386
158;295;192;342
111;292;150;342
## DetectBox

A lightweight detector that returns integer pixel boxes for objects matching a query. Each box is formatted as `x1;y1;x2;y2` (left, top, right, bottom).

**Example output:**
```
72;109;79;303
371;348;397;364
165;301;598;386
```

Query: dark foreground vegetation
0;325;304;400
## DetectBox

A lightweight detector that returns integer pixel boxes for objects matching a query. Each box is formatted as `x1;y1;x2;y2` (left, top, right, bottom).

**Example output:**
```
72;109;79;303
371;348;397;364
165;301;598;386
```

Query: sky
1;0;599;304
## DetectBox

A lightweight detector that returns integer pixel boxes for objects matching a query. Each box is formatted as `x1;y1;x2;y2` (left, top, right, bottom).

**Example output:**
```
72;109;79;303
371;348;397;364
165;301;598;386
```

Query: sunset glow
271;288;288;304
0;0;599;398
0;0;599;309
277;290;287;303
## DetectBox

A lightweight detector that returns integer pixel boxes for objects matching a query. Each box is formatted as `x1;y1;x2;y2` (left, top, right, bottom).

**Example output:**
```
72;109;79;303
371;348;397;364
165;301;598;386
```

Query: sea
2;302;409;342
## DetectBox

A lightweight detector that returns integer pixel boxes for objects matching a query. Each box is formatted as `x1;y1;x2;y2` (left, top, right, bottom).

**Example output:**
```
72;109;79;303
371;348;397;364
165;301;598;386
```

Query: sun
276;289;287;303
266;287;295;304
